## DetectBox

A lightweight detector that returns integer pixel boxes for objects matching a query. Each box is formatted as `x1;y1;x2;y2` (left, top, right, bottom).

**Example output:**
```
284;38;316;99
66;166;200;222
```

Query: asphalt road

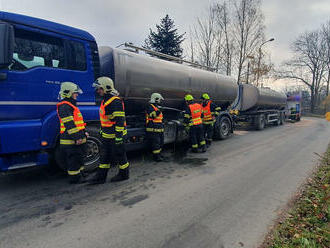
1;117;329;248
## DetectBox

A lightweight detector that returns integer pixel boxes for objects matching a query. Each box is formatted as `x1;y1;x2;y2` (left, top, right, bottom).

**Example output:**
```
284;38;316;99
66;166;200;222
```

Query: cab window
10;28;65;71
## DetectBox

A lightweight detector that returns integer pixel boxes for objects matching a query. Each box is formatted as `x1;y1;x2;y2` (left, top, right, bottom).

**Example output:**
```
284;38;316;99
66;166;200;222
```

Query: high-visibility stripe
101;132;116;139
152;149;162;154
146;128;164;132
68;170;80;175
99;164;110;169
203;121;215;125
67;127;80;134
115;126;125;131
119;162;129;169
60;138;86;145
62;116;74;123
200;140;206;145
192;144;198;148
112;111;125;117
60;139;75;145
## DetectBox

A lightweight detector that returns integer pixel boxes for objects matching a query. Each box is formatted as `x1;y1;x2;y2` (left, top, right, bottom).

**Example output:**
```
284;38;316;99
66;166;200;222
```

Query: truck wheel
256;114;265;130
83;126;102;172
275;114;281;126
54;126;102;172
214;116;231;140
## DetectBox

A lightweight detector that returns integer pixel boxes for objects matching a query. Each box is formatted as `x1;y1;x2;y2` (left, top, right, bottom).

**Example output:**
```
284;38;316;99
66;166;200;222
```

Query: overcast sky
1;0;329;67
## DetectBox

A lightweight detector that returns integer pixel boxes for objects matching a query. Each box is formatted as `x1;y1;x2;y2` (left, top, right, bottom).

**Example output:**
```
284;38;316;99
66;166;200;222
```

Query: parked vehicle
286;94;301;121
231;84;287;130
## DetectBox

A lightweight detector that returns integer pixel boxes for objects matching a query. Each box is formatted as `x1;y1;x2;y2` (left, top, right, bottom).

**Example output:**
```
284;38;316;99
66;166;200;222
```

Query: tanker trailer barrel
98;46;238;115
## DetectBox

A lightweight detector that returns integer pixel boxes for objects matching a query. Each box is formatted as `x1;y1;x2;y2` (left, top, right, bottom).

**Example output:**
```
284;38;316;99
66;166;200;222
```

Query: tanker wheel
255;114;265;130
55;126;102;172
214;116;231;140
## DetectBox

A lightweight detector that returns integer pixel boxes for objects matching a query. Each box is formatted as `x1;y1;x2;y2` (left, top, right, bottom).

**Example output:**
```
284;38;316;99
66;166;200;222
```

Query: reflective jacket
202;100;221;125
184;103;203;126
100;94;127;139
57;98;86;145
146;103;164;132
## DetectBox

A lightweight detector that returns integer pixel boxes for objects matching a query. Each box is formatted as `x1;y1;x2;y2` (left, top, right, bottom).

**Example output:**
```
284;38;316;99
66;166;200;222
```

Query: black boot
88;168;109;185
69;174;87;184
191;148;198;153
153;153;163;162
110;168;129;182
201;145;207;153
206;140;211;148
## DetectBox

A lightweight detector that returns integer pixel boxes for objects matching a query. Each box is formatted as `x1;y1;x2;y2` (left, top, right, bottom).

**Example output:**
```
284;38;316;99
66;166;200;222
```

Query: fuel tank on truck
233;84;287;111
98;46;238;115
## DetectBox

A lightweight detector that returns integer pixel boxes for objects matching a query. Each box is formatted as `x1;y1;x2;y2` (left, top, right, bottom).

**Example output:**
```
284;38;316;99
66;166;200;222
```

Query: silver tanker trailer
98;45;238;146
231;84;287;130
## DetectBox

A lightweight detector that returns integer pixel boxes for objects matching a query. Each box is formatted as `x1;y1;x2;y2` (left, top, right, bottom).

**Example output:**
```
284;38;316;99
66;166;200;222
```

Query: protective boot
88;168;109;185
69;174;87;184
191;147;198;153
200;145;207;153
110;168;129;182
153;153;163;162
206;140;211;148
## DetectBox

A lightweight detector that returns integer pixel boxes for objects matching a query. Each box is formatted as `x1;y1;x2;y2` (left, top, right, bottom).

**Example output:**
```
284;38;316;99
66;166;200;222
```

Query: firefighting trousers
203;123;214;142
99;138;129;170
147;131;164;154
189;125;206;149
60;144;86;176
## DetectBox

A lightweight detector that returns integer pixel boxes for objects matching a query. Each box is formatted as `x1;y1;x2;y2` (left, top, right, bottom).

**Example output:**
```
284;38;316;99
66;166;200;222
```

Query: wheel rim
221;120;230;136
84;138;100;166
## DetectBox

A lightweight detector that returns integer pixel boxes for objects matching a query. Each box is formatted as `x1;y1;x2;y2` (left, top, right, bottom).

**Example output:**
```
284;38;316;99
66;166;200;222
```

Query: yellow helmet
184;94;194;101
93;77;118;95
59;82;82;99
201;93;210;100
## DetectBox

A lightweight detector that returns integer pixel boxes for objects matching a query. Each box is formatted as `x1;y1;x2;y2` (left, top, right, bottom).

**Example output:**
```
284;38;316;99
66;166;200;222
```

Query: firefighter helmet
59;82;82;99
150;93;164;104
93;77;119;95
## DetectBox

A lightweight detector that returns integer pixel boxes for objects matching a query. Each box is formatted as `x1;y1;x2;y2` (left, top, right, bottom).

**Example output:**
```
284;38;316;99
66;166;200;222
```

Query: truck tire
255;114;265;130
55;126;102;172
214;116;231;140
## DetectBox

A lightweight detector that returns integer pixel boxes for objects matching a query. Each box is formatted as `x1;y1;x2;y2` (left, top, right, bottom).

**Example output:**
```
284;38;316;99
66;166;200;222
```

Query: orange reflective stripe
57;101;86;134
202;101;213;122
146;104;163;124
189;103;203;126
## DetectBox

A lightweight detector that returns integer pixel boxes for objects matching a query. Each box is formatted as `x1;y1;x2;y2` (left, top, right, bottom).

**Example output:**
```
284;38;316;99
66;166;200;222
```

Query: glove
115;137;123;145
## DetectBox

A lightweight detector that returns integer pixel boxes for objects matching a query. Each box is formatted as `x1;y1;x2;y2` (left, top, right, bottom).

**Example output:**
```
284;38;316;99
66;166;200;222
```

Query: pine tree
144;15;185;58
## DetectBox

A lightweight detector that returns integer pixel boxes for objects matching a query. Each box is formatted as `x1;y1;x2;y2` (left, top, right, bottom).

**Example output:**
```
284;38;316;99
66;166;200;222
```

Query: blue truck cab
0;11;101;171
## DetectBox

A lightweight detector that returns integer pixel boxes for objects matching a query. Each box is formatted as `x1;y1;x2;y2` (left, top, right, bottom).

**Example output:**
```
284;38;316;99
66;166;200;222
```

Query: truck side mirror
0;22;14;69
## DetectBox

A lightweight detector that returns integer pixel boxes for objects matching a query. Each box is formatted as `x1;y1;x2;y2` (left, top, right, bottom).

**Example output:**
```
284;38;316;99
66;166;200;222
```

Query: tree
144;15;185;58
191;6;221;70
190;0;267;82
278;30;328;112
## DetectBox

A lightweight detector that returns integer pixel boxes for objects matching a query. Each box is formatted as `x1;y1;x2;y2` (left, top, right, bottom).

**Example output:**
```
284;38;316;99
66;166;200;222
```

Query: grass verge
261;147;330;248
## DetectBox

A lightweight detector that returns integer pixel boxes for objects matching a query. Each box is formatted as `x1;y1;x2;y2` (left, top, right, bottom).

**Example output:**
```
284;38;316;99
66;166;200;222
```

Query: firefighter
146;93;165;162
89;77;129;184
201;93;221;147
183;94;206;153
57;82;87;184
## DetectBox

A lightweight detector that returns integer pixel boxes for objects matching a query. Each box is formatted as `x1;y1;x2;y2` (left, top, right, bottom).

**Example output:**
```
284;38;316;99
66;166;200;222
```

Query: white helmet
92;76;119;96
59;82;82;100
150;93;164;104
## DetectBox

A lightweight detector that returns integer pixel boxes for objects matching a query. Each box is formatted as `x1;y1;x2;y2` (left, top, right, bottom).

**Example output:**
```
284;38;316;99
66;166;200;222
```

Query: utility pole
256;38;274;87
